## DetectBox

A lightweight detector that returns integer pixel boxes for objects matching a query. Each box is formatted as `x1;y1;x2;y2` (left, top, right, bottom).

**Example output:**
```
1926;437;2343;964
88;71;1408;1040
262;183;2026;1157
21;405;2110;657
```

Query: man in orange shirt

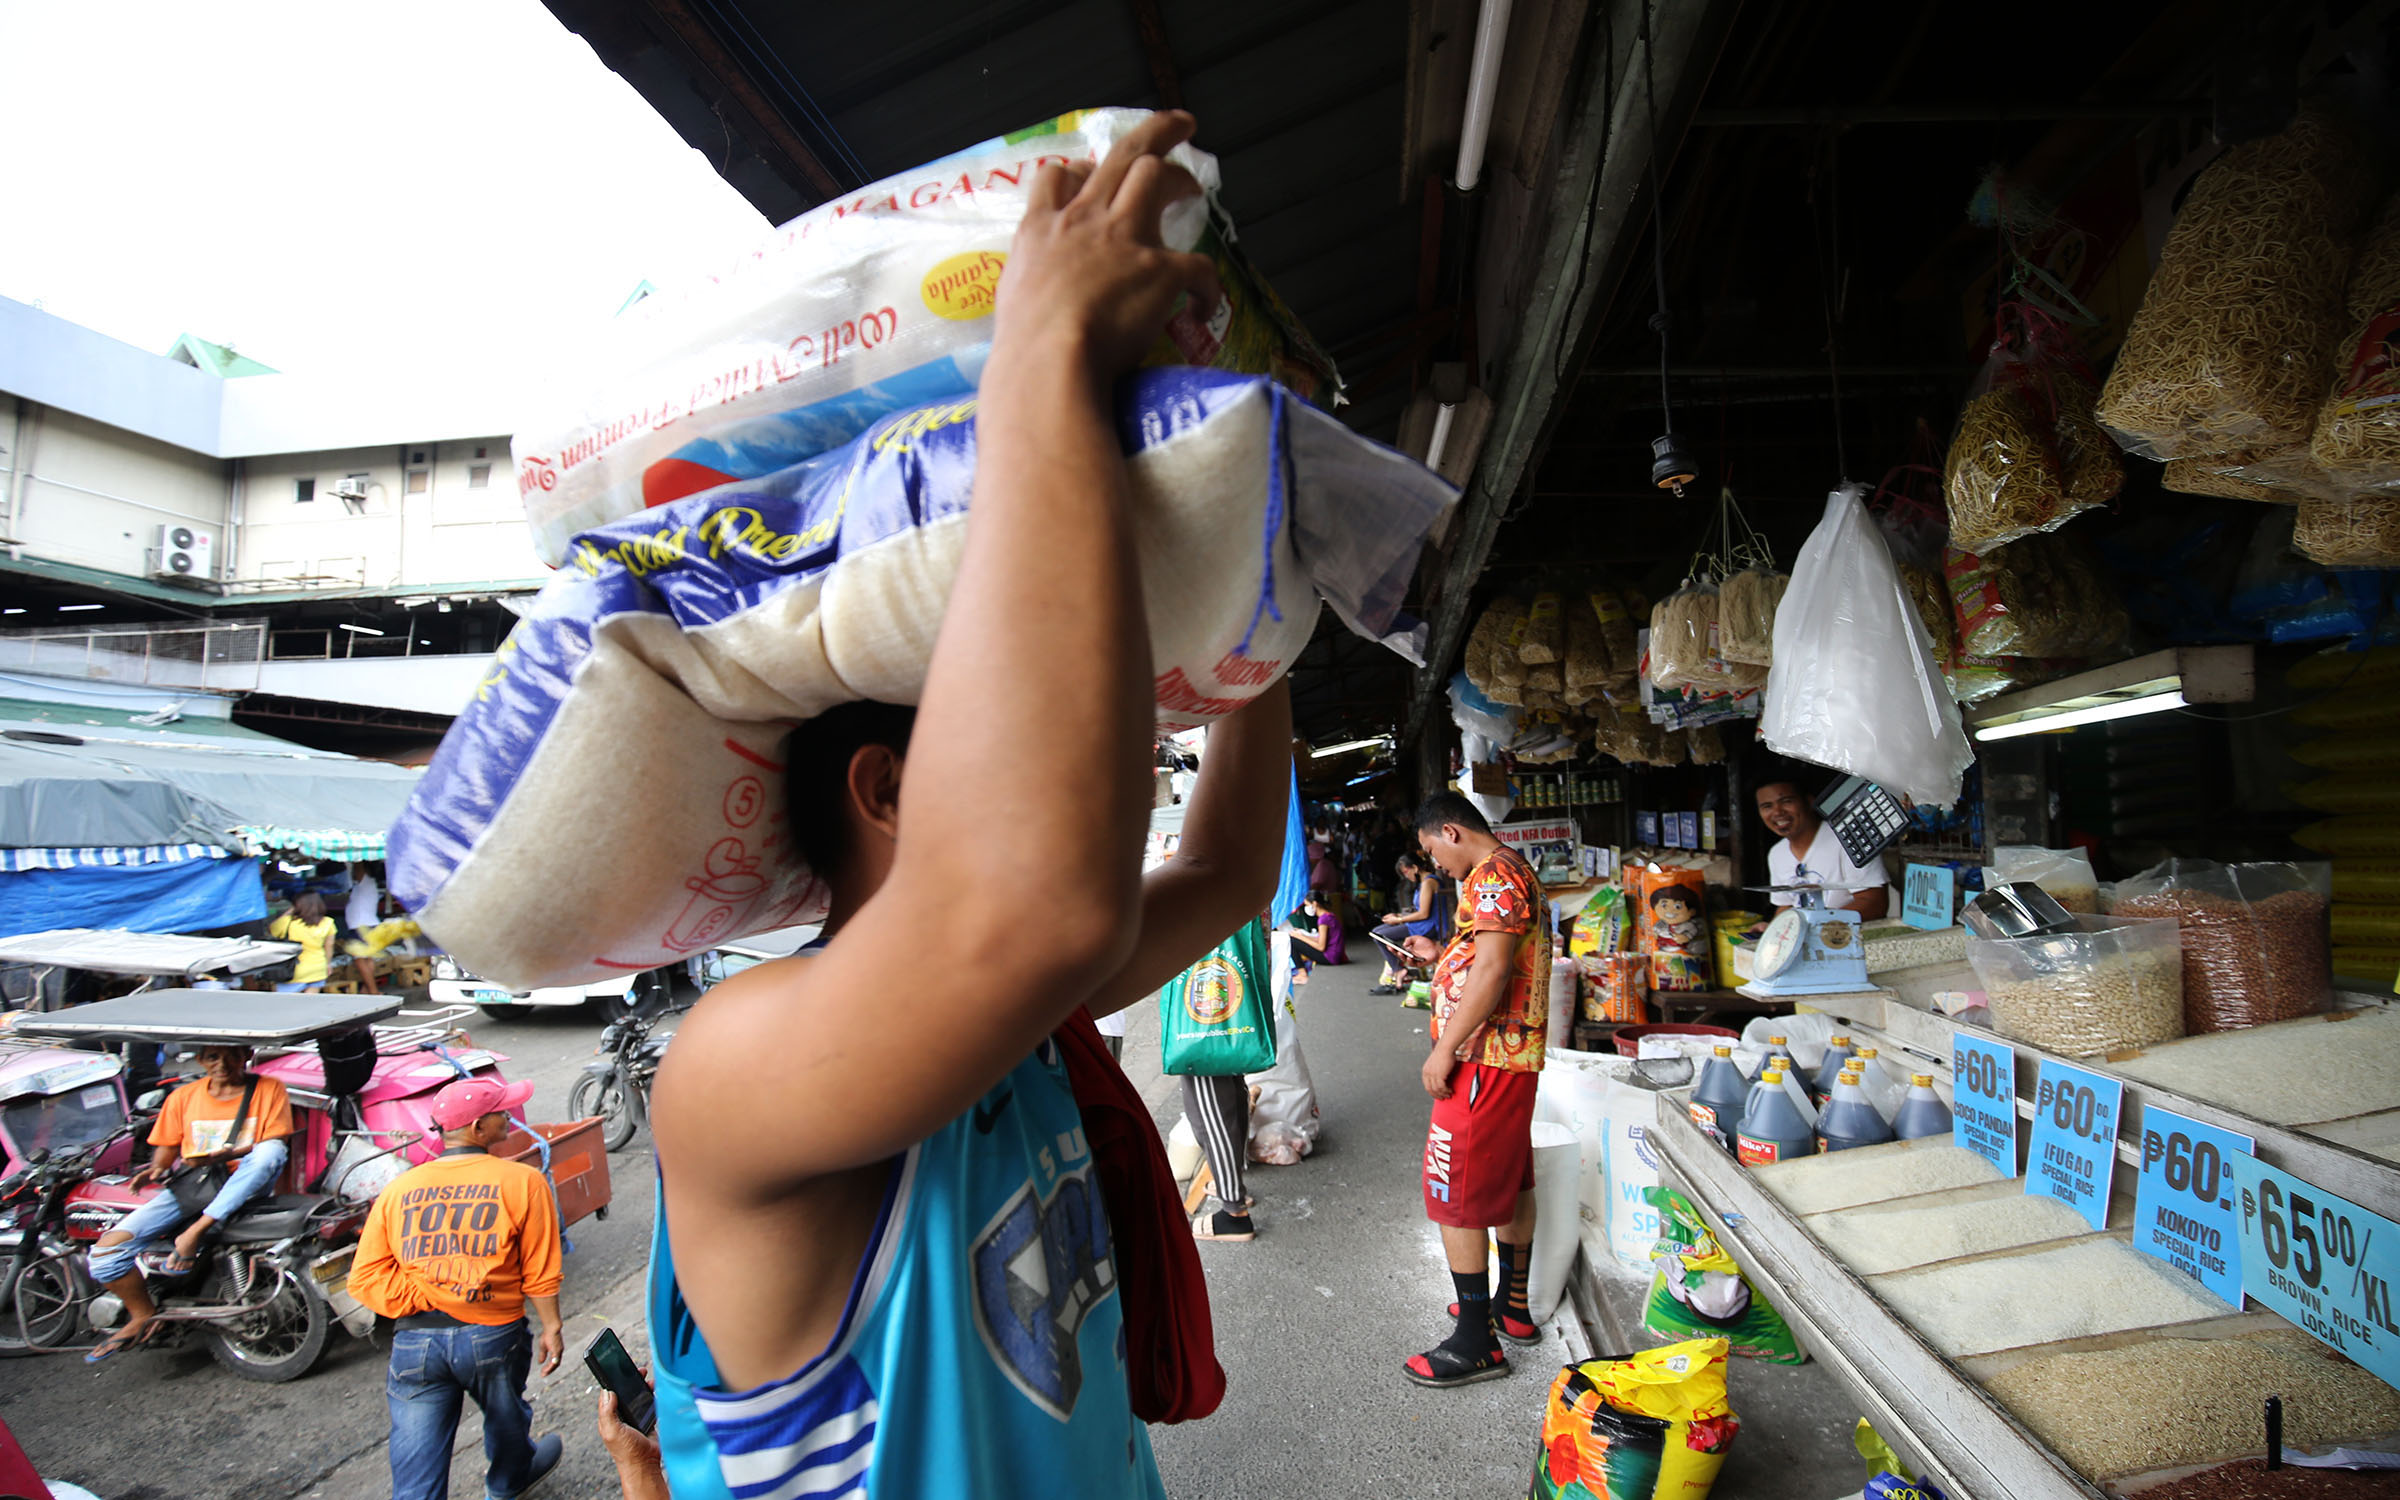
84;1043;294;1361
350;1077;566;1500
1404;791;1552;1388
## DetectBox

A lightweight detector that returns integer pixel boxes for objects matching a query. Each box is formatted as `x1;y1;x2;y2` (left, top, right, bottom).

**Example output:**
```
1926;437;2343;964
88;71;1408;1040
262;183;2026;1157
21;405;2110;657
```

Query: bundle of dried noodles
2294;496;2400;566
2097;107;2372;459
2311;194;2400;487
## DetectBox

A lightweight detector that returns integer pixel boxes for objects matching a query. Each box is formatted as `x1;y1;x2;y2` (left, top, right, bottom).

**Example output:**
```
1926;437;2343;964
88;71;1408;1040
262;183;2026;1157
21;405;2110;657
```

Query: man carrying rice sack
641;113;1294;1500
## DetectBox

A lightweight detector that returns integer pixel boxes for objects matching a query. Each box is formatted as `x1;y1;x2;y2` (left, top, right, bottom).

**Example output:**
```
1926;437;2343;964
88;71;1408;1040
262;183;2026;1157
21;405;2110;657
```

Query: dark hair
293;892;326;923
783;702;918;876
1396;852;1426;878
1412;791;1492;838
1649;884;1700;910
1306;889;1332;907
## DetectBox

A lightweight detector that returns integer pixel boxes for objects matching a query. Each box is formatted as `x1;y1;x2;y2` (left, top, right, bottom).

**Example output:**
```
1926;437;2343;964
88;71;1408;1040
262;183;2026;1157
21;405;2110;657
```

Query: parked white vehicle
428;955;672;1023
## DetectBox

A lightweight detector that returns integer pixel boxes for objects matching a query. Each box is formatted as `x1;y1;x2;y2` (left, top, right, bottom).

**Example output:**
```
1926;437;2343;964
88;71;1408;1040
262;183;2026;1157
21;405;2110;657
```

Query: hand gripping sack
1160;919;1277;1076
388;369;1454;990
513;108;1337;563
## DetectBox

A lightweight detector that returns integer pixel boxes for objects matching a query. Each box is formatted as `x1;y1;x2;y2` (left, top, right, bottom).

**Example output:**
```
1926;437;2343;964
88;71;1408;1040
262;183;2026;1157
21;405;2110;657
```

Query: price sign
2026;1059;2122;1231
2231;1156;2400;1388
1900;864;1955;931
2133;1107;2253;1307
1950;1032;2019;1178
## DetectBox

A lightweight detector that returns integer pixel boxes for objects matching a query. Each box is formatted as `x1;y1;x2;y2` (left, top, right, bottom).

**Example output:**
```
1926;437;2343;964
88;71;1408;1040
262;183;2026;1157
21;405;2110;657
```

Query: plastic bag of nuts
2108;859;2332;1032
1967;916;2185;1057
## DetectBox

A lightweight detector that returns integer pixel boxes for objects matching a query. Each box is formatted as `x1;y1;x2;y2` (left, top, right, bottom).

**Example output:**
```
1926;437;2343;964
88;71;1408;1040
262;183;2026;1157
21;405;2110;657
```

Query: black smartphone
583;1327;656;1436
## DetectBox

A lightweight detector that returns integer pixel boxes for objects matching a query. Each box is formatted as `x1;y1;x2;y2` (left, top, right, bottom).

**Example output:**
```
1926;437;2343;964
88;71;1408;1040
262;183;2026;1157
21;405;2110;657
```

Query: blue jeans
275;980;324;992
87;1138;288;1282
387;1318;539;1500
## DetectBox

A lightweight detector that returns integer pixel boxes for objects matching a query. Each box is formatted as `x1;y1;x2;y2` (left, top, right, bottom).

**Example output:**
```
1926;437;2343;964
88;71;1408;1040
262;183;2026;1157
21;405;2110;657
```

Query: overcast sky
0;0;769;376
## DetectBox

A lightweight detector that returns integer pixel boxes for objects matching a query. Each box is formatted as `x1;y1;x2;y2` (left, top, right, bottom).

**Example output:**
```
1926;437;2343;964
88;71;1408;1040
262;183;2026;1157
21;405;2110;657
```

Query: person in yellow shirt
350;1077;566;1500
268;892;338;993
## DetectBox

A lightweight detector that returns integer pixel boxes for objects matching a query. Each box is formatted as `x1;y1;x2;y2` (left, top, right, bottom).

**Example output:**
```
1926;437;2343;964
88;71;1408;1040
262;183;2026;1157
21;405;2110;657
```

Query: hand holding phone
583;1327;656;1437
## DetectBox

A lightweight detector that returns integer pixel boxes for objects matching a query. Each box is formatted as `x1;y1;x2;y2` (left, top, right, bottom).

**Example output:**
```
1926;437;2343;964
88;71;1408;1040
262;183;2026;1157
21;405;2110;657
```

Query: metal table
12;990;402;1045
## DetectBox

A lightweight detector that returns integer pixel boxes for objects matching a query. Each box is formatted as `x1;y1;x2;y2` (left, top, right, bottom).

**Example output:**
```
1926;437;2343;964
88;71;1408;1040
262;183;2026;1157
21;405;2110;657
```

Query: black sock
1495;1240;1531;1323
1442;1269;1498;1357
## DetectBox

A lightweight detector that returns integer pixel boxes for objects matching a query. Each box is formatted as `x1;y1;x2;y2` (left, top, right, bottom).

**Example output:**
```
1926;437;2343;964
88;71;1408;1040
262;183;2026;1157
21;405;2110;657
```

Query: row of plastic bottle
1687;1034;1954;1165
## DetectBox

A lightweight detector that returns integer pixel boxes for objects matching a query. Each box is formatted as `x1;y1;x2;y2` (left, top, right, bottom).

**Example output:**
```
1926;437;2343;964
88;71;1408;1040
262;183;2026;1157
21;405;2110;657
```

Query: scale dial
1754;908;1807;979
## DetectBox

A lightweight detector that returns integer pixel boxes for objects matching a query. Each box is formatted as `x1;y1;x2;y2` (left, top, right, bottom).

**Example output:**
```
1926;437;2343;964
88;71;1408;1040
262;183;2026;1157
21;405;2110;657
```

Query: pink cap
428;1076;536;1131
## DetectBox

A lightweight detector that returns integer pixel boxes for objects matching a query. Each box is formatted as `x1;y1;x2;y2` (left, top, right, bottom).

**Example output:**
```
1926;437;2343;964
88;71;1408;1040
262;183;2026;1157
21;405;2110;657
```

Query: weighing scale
1737;882;1879;998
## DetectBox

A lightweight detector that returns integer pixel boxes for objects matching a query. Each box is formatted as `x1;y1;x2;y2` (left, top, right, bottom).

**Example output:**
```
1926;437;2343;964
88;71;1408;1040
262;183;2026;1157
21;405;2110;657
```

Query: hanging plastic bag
1647;587;1717;691
1640;1187;1805;1363
1944;311;2122;552
1532;1339;1741;1500
1159;918;1278;1075
1762;485;1971;807
1591;588;1642;690
1522;591;1568;665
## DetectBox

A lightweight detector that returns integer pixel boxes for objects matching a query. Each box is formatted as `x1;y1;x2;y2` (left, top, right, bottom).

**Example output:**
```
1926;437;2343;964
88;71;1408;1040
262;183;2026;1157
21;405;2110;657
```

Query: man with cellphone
350;1076;567;1500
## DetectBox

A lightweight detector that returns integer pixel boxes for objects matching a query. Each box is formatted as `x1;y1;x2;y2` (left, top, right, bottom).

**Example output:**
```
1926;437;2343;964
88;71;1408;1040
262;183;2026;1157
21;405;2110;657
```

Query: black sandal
1403;1342;1509;1388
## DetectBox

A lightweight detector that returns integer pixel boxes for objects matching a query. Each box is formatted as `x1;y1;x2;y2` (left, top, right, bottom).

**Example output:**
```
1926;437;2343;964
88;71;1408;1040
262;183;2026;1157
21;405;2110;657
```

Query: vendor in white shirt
1756;778;1890;920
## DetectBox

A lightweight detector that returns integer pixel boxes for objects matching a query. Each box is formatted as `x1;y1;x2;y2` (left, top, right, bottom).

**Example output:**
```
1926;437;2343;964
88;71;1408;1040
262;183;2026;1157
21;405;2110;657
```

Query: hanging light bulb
1650;433;1697;495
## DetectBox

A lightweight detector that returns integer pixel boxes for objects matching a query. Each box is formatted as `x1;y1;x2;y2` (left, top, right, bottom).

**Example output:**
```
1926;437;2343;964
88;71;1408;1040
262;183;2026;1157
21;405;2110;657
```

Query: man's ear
847;743;906;844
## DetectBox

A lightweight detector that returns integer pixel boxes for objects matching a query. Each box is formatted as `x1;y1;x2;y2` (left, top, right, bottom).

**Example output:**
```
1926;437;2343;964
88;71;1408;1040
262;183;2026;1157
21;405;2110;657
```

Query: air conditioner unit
328;476;369;502
150;523;214;582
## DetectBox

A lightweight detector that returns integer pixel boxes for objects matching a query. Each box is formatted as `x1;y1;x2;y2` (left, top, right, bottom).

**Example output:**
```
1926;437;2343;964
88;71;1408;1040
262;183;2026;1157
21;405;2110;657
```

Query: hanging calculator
1815;775;1909;865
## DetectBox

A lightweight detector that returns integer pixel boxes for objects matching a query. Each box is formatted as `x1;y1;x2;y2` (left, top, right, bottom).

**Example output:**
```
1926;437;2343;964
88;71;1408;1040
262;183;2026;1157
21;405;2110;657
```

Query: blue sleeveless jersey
647;1038;1166;1500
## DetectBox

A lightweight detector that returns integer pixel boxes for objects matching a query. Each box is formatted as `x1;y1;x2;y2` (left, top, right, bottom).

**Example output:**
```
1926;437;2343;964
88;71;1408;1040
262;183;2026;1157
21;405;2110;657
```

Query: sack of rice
2096;106;2374;460
1716;568;1786;667
512;108;1338;564
2294;495;2400;566
2311;193;2400;487
389;369;1453;990
1520;592;1566;664
1945;316;2123;551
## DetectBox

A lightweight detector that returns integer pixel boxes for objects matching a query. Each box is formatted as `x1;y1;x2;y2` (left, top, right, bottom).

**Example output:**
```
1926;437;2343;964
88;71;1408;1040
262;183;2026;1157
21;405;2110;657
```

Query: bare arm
655;113;1221;1192
1086;679;1292;1018
1841;886;1890;921
1386;877;1436;924
1421;930;1520;1099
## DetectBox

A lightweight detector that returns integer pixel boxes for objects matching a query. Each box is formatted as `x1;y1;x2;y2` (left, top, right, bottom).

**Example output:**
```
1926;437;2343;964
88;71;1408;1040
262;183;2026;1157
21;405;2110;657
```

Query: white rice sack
513;107;1337;564
392;369;1453;990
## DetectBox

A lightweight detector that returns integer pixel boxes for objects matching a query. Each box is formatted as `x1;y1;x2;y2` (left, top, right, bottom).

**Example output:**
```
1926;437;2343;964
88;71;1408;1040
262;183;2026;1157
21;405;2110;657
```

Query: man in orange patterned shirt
1402;790;1552;1388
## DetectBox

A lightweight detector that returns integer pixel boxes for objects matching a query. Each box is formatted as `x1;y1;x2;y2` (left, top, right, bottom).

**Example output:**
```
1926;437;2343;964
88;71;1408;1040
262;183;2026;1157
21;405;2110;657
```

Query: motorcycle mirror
136;1088;167;1111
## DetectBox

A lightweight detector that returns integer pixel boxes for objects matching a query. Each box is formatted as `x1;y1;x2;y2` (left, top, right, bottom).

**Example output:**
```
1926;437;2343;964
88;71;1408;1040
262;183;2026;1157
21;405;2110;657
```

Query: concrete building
0;295;546;757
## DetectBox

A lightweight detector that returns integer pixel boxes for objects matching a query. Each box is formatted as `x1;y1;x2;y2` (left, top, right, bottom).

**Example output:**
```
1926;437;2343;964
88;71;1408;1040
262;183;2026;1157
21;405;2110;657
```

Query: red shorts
1422;1062;1538;1228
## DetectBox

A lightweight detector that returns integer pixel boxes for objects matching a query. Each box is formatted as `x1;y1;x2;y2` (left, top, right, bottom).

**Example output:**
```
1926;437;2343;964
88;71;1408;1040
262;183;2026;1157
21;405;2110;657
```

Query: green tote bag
1159;918;1278;1076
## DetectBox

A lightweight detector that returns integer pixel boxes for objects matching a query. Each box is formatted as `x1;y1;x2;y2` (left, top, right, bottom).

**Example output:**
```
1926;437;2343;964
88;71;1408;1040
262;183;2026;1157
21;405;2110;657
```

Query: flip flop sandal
163;1252;201;1276
1402;1343;1509;1388
84;1326;153;1364
1445;1303;1543;1344
1192;1209;1256;1242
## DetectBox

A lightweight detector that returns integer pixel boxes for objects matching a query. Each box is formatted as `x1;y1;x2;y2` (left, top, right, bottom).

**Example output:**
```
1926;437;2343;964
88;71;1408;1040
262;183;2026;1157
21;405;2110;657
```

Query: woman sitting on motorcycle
84;1044;295;1362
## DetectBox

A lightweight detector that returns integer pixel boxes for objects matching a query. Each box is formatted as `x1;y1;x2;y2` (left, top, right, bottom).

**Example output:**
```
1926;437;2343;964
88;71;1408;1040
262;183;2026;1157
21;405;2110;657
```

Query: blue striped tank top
646;1037;1167;1500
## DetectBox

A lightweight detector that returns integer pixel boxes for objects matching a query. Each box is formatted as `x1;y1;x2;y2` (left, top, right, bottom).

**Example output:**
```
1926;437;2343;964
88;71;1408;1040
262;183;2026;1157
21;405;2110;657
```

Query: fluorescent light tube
1973;689;2188;741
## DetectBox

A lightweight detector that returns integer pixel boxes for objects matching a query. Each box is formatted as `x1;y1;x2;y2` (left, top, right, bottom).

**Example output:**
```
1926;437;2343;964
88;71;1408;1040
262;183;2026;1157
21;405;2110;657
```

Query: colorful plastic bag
1160;919;1278;1076
1532;1338;1741;1500
1640;1187;1805;1364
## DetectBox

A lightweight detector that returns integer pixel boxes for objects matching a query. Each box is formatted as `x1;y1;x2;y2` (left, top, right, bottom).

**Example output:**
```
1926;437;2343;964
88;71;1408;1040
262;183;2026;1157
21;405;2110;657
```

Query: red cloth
1058;1007;1225;1424
1422;1062;1539;1228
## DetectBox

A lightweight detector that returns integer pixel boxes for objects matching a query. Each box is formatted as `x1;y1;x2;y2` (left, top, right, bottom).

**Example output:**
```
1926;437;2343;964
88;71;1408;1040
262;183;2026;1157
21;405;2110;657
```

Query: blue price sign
2133;1106;2252;1307
2231;1155;2400;1388
2026;1059;2122;1231
1950;1032;2018;1178
1899;864;1955;931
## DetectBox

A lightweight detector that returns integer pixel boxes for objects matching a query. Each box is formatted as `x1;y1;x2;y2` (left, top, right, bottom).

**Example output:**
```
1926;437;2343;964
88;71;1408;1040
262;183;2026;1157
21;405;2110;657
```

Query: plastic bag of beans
2109;859;2332;1032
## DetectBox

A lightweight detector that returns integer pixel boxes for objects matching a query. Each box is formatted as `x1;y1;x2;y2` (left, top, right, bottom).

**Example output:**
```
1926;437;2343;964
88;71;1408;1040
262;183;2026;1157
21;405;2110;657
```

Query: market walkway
1128;952;1861;1499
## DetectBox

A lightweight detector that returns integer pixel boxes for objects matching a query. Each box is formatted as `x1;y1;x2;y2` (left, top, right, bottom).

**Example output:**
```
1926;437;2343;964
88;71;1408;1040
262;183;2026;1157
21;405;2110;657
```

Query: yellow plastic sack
1533;1339;1740;1500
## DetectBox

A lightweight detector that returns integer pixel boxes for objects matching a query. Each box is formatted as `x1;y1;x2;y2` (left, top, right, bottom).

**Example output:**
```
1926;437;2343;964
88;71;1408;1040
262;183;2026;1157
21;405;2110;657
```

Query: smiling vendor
1755;776;1890;920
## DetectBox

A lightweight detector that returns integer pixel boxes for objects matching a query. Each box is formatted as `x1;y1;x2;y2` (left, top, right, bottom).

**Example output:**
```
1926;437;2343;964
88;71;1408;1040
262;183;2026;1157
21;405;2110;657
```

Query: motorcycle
7;986;613;1383
1;1128;365;1381
570;1007;671;1153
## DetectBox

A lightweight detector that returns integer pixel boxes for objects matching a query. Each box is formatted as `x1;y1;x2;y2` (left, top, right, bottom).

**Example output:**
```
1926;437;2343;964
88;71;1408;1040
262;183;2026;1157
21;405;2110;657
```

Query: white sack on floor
1248;996;1319;1166
1525;1120;1581;1323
